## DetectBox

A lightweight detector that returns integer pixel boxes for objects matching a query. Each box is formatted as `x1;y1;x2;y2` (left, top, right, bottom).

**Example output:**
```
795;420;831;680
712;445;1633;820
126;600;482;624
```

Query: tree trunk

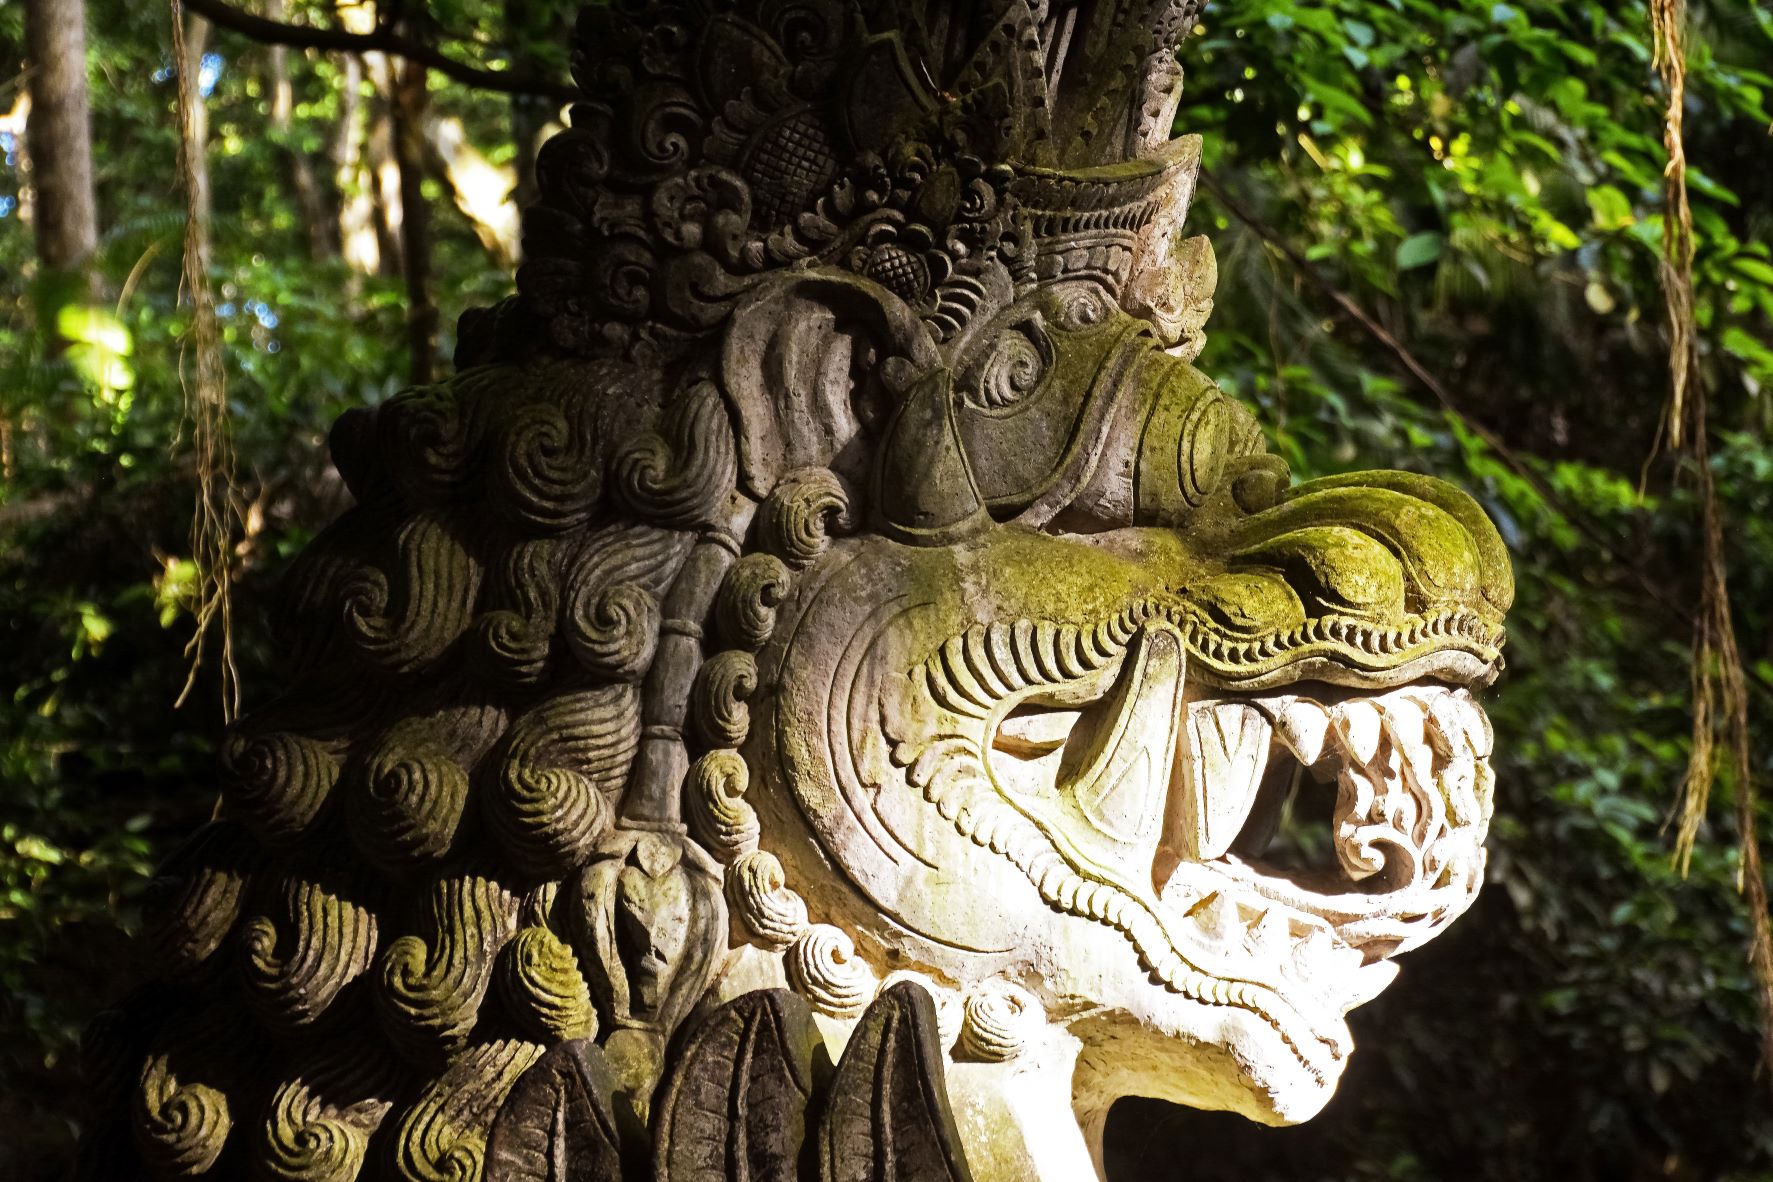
331;50;379;275
364;57;404;279
333;0;385;276
390;42;435;385
24;0;100;293
181;14;214;276
265;0;334;260
421;115;519;268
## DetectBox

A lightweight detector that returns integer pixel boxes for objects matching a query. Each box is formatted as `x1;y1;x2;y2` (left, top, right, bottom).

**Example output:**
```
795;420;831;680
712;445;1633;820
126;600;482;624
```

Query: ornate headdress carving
464;0;1208;359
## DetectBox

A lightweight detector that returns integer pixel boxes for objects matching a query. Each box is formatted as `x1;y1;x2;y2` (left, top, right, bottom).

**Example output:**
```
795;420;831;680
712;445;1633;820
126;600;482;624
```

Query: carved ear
721;272;940;499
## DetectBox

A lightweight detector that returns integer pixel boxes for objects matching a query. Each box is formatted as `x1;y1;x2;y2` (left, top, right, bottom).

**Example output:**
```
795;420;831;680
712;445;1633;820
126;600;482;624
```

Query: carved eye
965;321;1052;411
1051;284;1113;332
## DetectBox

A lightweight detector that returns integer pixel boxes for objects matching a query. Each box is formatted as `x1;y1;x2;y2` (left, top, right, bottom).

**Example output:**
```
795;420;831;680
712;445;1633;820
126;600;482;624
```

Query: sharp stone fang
1333;699;1383;766
1263;696;1330;765
1193;891;1240;941
1183;701;1273;860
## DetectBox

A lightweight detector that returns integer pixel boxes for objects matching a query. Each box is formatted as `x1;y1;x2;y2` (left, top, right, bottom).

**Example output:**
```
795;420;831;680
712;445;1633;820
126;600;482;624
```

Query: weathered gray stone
80;3;1513;1180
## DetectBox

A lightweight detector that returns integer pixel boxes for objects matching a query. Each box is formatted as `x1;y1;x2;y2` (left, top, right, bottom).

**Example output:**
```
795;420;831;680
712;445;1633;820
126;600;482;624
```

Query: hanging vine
1652;0;1773;1087
170;0;240;721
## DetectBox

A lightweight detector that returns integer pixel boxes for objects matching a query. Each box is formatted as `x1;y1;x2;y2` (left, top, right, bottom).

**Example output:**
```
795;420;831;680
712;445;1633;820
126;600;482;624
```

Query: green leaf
1395;231;1444;270
1586;184;1635;231
1729;256;1773;286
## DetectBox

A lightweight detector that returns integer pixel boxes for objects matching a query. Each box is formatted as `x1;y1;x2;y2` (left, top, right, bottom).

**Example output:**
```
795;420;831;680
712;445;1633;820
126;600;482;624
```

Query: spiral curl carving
725;851;808;950
343;513;484;676
497;924;599;1046
651;165;751;262
785;924;876;1017
374;380;491;504
141;821;254;979
688;650;757;751
488;392;603;531
241;868;379;1032
376;871;521;1067
684;749;758;865
483;686;639;878
274;507;389;672
570;583;660;681
494;882;597;1046
612;381;738;528
350;720;473;871
221;729;340;849
713;551;791;651
257;1044;398;1182
133;1024;239;1179
259;1079;370;1182
958;980;1041;1062
757;467;853;568
388;1039;543;1182
560;525;693;680
967;326;1049;409
470;539;561;687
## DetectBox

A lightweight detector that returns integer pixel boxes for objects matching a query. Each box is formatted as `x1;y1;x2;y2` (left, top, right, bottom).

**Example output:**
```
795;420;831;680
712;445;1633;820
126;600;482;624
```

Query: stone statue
78;3;1512;1180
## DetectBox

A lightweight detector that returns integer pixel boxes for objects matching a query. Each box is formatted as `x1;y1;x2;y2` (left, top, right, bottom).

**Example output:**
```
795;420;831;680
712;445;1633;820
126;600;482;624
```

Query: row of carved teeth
1179;686;1491;869
1175;887;1365;988
1249;684;1494;772
1178;606;1501;668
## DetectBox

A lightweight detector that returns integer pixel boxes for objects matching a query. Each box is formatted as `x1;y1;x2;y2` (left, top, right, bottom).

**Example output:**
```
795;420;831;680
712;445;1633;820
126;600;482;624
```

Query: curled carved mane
86;343;857;1180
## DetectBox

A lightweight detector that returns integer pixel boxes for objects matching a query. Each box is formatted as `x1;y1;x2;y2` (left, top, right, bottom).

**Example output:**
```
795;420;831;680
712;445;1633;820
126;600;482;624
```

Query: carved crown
482;0;1208;359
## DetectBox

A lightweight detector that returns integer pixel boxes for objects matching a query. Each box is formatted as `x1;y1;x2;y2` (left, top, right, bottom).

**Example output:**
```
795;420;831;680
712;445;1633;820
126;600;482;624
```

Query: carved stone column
79;4;1512;1181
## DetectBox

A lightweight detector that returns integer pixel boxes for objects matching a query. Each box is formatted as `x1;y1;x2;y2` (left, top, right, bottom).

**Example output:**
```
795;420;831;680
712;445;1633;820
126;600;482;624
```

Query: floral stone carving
78;3;1513;1180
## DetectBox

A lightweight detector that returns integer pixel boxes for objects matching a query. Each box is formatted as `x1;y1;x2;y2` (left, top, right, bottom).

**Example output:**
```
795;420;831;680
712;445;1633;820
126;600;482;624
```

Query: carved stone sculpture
79;3;1512;1180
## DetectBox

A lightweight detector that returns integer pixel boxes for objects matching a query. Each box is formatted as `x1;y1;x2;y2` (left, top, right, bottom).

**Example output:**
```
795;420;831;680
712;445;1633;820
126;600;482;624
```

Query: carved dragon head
86;3;1510;1180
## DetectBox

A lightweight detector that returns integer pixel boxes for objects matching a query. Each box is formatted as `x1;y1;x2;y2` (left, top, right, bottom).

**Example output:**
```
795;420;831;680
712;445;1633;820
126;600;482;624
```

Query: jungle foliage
1;1;1770;1178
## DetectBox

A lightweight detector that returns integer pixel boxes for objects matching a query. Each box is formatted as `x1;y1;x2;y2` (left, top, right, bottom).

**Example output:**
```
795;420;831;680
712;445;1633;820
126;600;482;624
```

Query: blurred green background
2;1;1771;1178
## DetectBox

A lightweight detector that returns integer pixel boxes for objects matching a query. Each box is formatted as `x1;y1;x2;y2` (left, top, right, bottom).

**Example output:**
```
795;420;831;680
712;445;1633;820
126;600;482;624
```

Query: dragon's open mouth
1158;684;1493;1010
983;620;1495;1069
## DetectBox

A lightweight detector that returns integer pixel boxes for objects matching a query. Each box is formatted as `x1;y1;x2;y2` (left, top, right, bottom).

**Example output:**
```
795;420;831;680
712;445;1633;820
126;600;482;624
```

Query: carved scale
79;3;1513;1180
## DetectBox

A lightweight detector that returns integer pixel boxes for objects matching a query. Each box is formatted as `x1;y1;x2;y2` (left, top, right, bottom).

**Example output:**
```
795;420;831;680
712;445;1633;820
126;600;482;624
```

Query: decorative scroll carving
256;1038;401;1182
498;884;599;1045
389;1039;544;1182
684;749;759;865
483;686;640;878
240;862;378;1031
349;715;479;871
141;820;253;980
377;869;521;1066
